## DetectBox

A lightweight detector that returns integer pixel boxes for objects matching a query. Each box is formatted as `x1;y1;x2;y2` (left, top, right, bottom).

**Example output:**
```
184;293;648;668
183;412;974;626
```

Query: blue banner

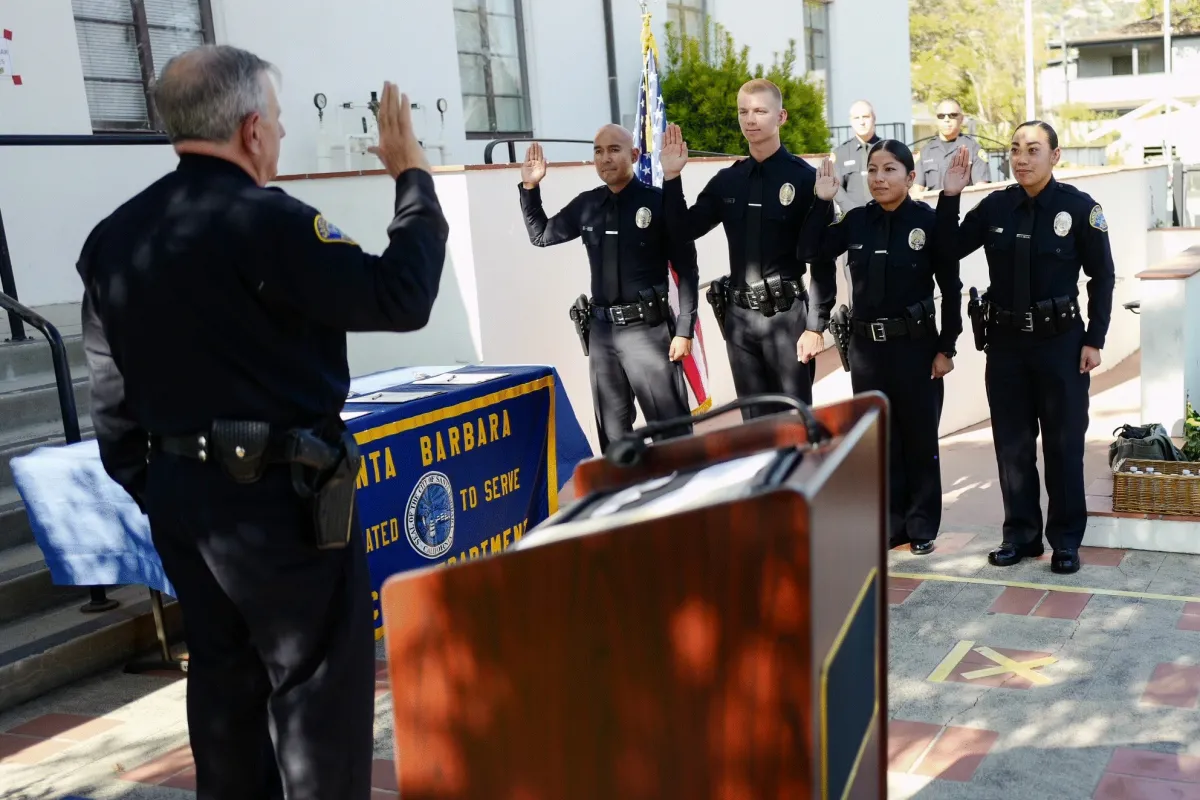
349;372;567;639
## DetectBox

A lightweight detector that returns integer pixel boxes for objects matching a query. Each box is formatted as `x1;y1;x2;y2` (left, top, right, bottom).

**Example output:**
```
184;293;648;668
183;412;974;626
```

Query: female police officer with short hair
803;140;963;554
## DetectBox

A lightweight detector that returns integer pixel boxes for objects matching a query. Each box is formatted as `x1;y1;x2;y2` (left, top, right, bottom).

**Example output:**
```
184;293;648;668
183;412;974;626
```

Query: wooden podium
380;393;889;800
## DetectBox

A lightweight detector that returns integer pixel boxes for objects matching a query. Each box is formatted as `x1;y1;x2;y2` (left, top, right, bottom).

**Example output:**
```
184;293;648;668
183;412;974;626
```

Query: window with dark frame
667;0;706;39
803;0;829;73
72;0;215;133
453;0;532;139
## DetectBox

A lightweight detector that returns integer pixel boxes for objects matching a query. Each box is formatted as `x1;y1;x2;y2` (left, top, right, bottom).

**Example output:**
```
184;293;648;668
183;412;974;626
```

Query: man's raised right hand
521;142;547;189
368;82;431;178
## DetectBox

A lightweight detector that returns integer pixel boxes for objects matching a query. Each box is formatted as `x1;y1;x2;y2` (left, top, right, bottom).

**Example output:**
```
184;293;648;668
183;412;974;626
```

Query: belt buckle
610;306;627;325
1021;311;1034;332
870;321;887;342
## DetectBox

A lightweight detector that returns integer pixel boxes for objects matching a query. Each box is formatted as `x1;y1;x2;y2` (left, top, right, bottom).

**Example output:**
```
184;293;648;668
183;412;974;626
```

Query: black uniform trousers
589;317;692;452
723;296;817;420
849;334;944;543
145;455;376;800
984;321;1090;551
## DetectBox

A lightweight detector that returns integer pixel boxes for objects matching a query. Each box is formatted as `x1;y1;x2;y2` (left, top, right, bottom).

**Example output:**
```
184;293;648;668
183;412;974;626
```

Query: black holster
290;430;360;551
829;305;852;372
967;287;988;352
706;276;729;339
568;294;591;356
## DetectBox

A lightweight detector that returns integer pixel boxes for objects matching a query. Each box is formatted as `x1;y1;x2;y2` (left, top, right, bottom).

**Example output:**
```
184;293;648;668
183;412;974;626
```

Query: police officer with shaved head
938;121;1115;574
77;44;448;800
916;99;991;192
832;99;882;212
662;79;837;418
518;124;699;452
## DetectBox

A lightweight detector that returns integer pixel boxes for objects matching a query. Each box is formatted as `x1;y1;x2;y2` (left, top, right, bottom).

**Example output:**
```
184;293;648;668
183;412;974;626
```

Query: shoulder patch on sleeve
831;210;846;226
314;214;357;245
1089;204;1108;232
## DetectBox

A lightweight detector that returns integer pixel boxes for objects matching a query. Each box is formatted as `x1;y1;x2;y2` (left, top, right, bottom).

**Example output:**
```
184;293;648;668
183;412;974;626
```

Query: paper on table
340;410;371;421
345;390;445;404
412;372;510;386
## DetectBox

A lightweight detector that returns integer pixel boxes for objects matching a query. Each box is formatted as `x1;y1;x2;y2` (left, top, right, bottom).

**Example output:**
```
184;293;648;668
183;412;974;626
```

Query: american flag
632;20;712;414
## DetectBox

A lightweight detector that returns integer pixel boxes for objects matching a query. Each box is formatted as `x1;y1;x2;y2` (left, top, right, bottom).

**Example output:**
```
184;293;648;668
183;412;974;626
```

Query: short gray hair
152;45;279;143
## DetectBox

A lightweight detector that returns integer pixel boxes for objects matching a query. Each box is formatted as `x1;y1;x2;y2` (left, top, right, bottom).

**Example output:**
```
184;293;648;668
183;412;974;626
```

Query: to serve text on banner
633;12;712;413
350;373;562;640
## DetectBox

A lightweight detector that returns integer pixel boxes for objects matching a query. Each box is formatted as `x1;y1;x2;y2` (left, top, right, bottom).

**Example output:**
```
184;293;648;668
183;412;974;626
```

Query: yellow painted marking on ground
890;571;1200;604
961;648;1056;685
927;640;975;683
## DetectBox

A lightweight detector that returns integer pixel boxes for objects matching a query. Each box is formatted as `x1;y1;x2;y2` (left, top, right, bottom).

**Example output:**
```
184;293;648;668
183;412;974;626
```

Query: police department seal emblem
908;227;927;251
405;471;455;559
779;182;796;206
1053;211;1072;237
636;207;652;228
1089;204;1108;232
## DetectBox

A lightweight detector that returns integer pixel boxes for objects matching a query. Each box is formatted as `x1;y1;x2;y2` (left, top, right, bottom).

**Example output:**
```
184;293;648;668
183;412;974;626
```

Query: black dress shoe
910;540;936;555
988;541;1045;567
1051;548;1081;574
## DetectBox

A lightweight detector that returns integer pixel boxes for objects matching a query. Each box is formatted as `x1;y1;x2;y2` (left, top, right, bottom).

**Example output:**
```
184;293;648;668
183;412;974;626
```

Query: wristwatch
940;348;957;358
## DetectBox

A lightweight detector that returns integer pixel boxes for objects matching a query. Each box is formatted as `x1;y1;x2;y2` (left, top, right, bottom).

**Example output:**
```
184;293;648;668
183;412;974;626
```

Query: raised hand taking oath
660;123;689;180
815;157;839;202
941;145;971;197
521;142;547;189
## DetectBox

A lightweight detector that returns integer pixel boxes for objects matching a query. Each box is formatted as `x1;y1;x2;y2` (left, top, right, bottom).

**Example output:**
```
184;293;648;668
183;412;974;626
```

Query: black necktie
745;164;764;284
602;194;620;304
866;211;890;307
1013;198;1034;315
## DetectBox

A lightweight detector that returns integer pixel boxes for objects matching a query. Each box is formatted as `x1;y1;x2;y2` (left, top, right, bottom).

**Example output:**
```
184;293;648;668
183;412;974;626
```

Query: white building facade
0;0;911;175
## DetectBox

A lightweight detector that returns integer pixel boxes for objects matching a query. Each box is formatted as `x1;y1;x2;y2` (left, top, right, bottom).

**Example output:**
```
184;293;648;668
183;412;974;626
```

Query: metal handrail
0;134;171;146
483;136;740;164
0;290;117;612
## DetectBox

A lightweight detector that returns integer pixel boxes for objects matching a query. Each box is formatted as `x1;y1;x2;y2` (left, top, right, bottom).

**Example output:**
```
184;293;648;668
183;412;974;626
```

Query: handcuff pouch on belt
706;276;730;339
902;297;937;339
289;429;360;551
637;287;665;326
210;420;272;484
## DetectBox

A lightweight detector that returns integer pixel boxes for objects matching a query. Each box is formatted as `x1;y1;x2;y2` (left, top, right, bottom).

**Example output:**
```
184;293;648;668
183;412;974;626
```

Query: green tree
1138;0;1200;19
911;0;1053;144
660;18;828;156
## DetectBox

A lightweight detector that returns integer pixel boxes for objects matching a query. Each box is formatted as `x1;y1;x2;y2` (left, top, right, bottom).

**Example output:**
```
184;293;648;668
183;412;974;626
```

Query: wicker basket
1112;458;1200;516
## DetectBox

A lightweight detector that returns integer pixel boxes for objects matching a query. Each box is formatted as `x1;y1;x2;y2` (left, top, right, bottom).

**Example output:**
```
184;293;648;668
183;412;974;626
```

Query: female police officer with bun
803;140;963;554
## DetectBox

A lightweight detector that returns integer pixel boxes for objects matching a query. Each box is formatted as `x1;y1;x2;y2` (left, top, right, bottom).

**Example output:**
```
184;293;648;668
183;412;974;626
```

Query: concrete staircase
0;307;178;714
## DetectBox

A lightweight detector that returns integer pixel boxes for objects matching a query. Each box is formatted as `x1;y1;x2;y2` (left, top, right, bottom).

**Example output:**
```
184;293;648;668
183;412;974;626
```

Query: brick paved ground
6;353;1198;800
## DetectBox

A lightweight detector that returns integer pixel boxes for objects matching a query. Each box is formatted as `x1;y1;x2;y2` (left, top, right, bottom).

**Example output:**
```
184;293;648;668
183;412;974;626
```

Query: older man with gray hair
77;44;448;799
831;99;881;211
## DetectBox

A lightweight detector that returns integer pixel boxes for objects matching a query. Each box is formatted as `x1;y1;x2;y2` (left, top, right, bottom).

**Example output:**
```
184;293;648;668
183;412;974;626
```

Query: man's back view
77;45;448;800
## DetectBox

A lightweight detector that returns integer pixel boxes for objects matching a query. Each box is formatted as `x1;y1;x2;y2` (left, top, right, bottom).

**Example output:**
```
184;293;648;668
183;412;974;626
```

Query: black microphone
603;394;830;468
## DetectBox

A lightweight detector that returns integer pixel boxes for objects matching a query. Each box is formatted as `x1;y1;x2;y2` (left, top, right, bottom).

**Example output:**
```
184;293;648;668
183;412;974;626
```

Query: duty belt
986;295;1079;336
851;317;922;342
850;298;936;342
728;279;806;312
150;422;345;477
590;302;649;325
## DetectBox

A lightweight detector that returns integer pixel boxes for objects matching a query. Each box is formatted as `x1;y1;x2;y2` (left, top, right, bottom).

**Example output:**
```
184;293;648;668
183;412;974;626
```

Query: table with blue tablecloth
12;364;592;641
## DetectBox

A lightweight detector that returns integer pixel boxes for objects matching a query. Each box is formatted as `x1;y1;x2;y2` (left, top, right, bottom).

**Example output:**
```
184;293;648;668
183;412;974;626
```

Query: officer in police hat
938;121;1115;574
916;99;991;193
77;45;448;799
517;126;698;453
832;99;882;212
661;79;837;419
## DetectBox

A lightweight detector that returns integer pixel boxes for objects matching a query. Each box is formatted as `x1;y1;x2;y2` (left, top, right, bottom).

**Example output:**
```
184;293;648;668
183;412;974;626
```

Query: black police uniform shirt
918;135;990;191
938;178;1116;349
518;177;700;337
833;134;881;211
77;154;449;502
668;144;837;331
807;197;963;355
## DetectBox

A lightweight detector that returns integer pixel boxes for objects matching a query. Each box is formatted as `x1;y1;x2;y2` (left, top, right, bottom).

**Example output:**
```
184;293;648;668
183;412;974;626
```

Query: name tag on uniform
844;160;856;166
583;226;594;232
988;226;1004;233
849;244;863;250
